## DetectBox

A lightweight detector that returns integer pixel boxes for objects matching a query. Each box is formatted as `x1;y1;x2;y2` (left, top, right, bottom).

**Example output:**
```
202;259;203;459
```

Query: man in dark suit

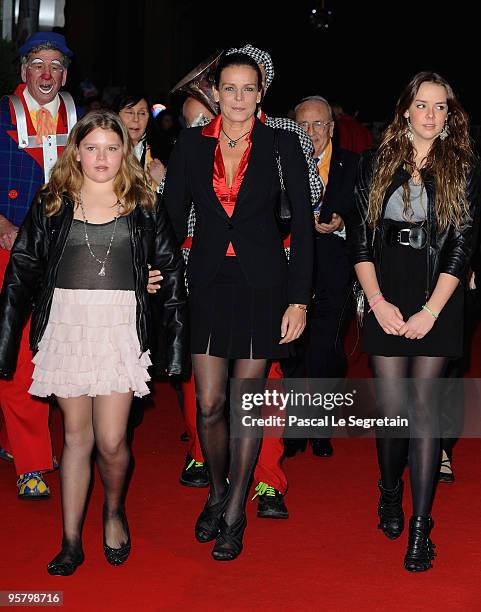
287;95;358;457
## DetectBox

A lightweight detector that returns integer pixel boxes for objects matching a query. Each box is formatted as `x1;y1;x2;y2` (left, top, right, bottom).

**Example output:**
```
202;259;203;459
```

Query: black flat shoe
404;516;436;572
195;486;229;543
311;438;333;457
103;506;131;566
377;480;404;540
212;514;247;561
282;438;307;458
47;544;84;576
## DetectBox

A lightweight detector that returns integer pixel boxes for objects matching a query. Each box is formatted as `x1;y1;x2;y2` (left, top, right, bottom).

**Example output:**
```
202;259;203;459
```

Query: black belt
384;225;427;249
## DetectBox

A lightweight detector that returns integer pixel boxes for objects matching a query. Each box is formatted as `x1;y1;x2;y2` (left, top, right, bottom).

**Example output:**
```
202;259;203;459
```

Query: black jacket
0;193;188;378
347;149;481;295
317;147;358;224
162;117;314;305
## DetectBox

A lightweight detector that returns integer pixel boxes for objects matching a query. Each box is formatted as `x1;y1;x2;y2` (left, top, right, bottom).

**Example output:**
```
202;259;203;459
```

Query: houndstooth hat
226;43;275;88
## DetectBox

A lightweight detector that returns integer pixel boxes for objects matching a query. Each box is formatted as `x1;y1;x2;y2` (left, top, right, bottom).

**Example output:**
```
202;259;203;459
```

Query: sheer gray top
55;216;135;290
384;179;427;222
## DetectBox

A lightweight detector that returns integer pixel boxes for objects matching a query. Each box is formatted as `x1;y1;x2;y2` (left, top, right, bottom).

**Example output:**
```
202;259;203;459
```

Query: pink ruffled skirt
30;288;151;398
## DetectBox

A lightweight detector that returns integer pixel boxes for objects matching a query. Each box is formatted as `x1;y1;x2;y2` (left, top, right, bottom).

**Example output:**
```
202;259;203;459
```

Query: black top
56;216;135;290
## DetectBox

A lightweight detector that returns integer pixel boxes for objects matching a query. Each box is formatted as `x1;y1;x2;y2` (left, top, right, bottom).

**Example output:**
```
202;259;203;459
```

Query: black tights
51;392;132;565
371;356;446;517
192;354;268;525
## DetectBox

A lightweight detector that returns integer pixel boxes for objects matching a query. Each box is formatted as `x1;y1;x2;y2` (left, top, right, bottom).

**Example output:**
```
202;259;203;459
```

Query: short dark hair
214;52;262;90
112;92;151;114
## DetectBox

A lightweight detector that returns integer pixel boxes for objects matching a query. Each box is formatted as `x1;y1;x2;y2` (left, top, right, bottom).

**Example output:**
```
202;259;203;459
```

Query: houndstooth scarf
225;43;275;88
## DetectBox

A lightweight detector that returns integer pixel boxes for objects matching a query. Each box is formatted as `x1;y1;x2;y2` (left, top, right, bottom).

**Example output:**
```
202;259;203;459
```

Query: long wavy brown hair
43;109;156;216
368;72;476;230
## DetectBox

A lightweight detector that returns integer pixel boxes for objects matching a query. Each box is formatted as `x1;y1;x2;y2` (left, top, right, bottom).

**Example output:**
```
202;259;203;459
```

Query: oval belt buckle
409;226;427;249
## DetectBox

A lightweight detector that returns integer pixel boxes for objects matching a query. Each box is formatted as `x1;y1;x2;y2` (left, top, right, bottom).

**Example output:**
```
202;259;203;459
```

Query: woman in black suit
163;52;313;560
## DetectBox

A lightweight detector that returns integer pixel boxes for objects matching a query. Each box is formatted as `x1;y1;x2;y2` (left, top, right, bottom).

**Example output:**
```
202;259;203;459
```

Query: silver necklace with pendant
78;195;121;276
221;126;250;148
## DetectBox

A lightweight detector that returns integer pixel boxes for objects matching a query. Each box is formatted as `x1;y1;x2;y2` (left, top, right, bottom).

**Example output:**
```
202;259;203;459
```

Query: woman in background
114;92;166;189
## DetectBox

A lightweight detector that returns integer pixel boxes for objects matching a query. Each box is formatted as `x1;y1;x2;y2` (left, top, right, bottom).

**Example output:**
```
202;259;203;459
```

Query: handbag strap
274;129;286;190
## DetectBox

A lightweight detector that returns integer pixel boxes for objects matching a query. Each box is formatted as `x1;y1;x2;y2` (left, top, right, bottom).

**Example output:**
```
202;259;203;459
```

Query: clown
0;32;77;498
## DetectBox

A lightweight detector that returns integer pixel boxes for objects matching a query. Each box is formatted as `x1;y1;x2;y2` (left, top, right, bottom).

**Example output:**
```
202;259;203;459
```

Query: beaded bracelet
368;295;385;313
367;290;382;301
422;304;439;319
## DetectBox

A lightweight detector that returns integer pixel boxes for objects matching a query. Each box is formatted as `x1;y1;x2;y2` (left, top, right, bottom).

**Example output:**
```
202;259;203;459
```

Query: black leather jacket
347;149;481;297
0;193;188;378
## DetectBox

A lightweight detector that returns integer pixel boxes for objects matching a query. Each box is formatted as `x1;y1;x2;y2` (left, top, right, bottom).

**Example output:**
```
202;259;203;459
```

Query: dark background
50;0;478;123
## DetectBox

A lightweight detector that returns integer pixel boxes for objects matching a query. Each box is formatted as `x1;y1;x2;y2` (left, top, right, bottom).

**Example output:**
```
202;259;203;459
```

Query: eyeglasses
120;110;149;119
27;61;65;74
298;120;333;132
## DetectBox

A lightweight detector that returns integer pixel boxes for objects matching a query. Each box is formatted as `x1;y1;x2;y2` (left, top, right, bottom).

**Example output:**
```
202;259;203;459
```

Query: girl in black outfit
163;53;313;560
347;72;480;572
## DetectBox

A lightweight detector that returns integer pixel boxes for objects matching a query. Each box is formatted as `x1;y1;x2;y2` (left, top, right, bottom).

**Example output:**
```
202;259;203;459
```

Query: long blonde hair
368;72;476;231
43;109;156;216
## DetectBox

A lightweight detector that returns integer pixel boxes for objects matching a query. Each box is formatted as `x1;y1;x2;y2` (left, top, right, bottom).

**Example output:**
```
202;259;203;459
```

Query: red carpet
1;320;481;611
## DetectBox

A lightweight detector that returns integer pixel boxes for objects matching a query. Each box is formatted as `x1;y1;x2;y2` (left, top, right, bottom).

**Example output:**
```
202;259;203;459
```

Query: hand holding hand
372;300;404;335
398;309;436;340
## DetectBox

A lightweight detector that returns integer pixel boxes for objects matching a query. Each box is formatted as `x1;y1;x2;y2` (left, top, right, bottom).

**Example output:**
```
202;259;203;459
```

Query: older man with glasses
290;95;359;458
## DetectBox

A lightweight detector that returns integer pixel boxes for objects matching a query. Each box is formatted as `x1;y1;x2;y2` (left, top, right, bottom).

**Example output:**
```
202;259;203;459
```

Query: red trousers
182;360;287;494
0;248;53;475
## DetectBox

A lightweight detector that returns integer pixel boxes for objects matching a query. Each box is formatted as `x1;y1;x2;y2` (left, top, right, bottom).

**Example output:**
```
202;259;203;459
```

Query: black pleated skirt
363;220;464;357
190;257;289;359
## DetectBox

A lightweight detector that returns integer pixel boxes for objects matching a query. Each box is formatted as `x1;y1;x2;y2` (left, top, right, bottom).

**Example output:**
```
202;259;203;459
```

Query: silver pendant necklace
221;126;250;148
78;195;121;276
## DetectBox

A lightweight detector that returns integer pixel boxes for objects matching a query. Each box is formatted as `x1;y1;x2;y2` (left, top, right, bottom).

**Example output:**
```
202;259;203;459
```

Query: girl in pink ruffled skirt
0;110;187;575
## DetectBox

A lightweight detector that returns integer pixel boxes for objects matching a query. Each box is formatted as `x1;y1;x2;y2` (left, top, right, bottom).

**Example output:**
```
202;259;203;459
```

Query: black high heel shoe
47;542;84;576
195;486;229;543
377;480;404;539
103;506;131;566
404;516;436;572
211;513;247;561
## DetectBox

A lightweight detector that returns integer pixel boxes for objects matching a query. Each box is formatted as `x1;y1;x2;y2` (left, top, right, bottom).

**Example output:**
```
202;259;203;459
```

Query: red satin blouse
202;115;254;256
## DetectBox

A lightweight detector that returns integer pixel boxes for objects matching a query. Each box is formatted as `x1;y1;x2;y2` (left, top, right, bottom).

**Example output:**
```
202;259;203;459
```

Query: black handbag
274;130;292;223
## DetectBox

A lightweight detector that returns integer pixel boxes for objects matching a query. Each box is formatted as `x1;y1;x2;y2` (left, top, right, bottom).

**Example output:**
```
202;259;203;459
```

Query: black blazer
317;147;359;223
162;117;314;305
